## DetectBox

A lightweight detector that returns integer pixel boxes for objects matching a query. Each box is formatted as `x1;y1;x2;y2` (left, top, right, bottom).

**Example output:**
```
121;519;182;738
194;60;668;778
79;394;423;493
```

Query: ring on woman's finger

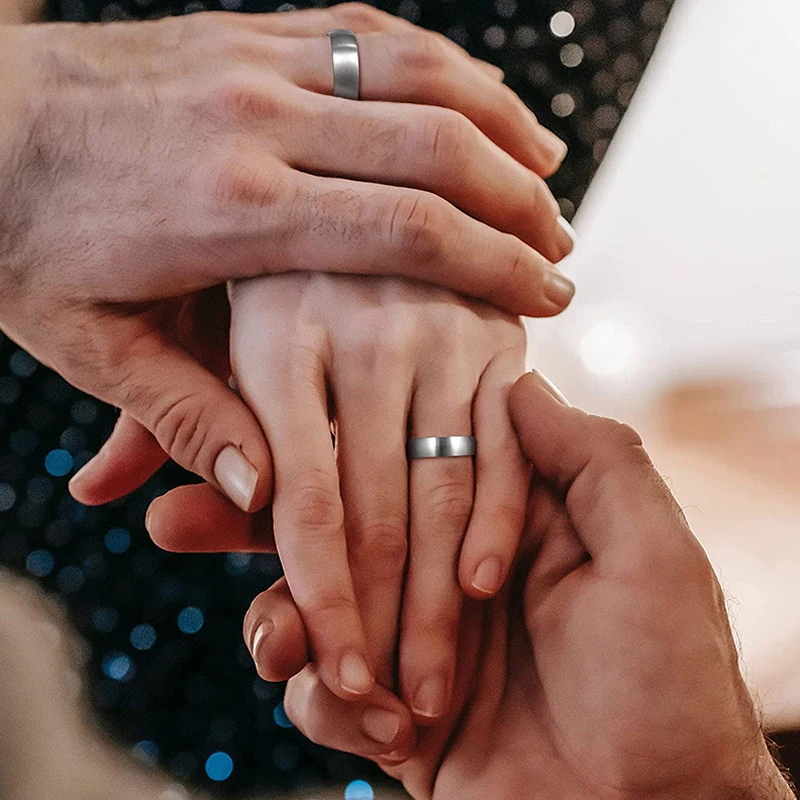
328;29;360;100
407;435;477;460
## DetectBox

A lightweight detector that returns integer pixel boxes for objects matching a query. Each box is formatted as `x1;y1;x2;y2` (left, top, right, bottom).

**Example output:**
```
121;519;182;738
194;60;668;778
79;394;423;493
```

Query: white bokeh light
578;320;639;378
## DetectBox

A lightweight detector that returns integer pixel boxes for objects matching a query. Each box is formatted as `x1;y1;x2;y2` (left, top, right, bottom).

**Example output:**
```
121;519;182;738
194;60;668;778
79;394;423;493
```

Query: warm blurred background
3;0;798;798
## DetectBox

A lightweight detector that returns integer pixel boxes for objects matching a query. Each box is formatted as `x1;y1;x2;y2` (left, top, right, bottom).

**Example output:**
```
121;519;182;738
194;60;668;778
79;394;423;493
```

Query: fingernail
412;675;446;719
529;370;571;406
339;651;375;696
214;445;258;512
557;215;578;247
361;707;402;745
472;556;504;595
543;269;576;309
251;619;274;668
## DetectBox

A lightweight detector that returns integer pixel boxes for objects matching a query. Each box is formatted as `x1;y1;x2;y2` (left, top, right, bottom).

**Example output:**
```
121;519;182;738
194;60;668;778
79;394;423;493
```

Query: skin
0;2;574;524
227;373;795;800
0;1;575;709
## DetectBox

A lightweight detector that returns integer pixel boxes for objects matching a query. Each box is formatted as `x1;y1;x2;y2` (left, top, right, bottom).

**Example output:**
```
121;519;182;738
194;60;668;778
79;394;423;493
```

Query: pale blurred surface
530;0;800;730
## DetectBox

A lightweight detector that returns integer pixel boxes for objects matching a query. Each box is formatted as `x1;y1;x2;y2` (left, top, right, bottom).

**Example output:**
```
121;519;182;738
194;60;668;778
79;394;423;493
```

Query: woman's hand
222;273;529;712
243;373;794;800
1;4;574;513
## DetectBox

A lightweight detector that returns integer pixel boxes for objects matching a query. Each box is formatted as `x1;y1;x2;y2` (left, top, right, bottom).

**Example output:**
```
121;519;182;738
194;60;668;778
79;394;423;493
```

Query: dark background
9;1;794;797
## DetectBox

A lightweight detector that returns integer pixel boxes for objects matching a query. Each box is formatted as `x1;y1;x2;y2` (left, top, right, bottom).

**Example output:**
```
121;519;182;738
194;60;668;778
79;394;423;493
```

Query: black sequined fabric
3;1;673;795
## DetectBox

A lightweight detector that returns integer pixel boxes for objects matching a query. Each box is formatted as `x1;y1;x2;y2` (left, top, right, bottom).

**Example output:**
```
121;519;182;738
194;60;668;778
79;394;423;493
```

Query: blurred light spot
131;623;157;651
10;428;37;457
595;104;621;130
550;10;575;38
484;25;507;49
102;651;135;682
0;377;21;405
446;23;468;47
0;483;17;512
225;553;251;576
560;43;584;67
105;527;131;554
45;449;73;477
27;475;54;504
558;198;576;219
273;702;294;729
93;606;119;633
132;740;160;765
71;399;98;426
551;93;576;117
26;548;55;577
514;24;537;48
495;0;517;18
345;781;374;800
578;321;639;377
57;565;85;593
178;606;204;634
205;751;233;782
272;741;300;772
9;350;37;378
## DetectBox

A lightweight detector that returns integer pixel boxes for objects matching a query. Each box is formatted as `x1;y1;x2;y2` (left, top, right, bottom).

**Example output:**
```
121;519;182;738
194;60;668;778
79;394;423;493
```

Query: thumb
509;371;696;576
87;320;273;513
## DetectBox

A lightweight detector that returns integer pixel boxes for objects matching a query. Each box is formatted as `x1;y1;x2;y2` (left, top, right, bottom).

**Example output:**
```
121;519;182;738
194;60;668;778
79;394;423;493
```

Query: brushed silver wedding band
328;29;360;100
407;436;477;460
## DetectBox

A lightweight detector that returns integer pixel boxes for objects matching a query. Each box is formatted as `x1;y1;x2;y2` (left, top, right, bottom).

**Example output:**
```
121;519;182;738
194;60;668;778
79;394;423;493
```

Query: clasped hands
0;3;791;798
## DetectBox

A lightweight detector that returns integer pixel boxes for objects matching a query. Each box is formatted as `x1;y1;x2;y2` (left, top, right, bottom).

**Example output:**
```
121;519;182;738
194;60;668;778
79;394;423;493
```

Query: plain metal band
407;436;477;460
328;29;360;100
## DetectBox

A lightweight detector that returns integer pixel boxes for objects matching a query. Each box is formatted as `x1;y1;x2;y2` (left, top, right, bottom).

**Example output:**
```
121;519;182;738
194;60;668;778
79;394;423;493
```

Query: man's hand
0;5;574;514
240;372;795;800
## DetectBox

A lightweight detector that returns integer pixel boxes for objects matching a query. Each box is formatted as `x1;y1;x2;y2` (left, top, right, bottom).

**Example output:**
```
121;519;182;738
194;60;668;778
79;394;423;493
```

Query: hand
92;272;529;722
242;372;795;800
0;4;574;513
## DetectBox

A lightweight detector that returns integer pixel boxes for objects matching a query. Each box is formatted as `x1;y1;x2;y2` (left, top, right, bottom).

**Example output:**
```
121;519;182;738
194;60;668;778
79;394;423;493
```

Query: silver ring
407;436;477;460
327;29;360;100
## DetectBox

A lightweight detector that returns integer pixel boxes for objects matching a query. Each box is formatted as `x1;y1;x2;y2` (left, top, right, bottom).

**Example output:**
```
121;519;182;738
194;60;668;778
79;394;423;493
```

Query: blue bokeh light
26;548;55;577
102;651;135;682
205;751;234;782
105;527;131;554
345;780;374;800
177;606;204;634
132;740;159;765
44;449;73;477
272;702;294;729
130;623;157;651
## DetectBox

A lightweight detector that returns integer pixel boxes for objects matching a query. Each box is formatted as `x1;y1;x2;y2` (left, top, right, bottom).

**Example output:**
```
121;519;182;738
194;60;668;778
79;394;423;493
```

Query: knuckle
208;158;287;210
214;78;285;125
392;30;448;75
386;194;446;263
589;417;645;453
336;2;385;29
282;468;344;535
424;479;474;528
419;109;473;175
349;520;409;579
151;393;218;471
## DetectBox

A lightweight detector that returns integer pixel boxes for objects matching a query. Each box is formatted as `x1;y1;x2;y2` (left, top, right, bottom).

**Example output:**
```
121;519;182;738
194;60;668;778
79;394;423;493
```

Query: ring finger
400;366;476;724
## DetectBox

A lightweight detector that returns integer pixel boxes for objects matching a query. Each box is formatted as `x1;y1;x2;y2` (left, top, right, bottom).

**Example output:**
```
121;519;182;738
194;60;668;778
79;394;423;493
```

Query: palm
387;481;751;800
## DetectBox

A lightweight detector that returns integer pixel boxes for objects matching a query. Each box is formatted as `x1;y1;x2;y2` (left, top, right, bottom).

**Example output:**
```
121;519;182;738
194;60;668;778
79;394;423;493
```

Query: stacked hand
237;373;792;800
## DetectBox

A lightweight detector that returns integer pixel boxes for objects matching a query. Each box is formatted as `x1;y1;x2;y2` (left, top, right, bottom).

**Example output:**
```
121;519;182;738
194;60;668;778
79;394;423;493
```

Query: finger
69;412;167;505
281;96;568;262
400;370;475;725
236;4;505;83
244;579;309;683
226;170;574;318
509;371;699;577
285;665;416;759
89;315;273;513
458;352;529;599
332;363;411;687
274;30;568;179
228;299;375;702
145;483;276;553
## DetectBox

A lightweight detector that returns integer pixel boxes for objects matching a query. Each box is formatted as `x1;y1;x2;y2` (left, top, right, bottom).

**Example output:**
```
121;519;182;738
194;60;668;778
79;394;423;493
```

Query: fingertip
460;554;507;600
